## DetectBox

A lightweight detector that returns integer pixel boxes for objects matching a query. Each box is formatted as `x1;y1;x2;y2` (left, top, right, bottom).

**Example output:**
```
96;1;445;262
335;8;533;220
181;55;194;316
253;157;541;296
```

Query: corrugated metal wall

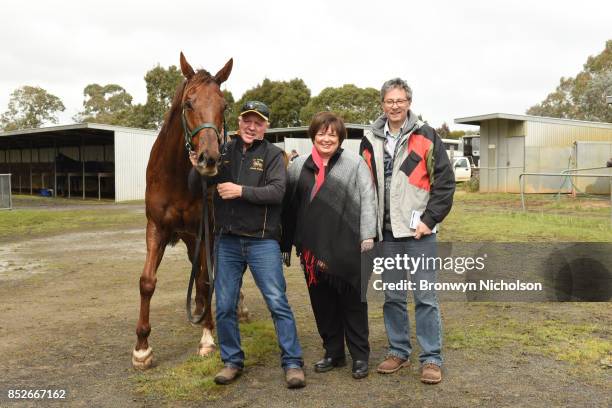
524;122;612;146
573;141;612;194
524;122;612;193
114;129;158;202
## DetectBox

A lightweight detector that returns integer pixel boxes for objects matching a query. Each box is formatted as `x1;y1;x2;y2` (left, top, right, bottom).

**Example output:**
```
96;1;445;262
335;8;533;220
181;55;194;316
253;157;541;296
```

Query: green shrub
463;174;479;192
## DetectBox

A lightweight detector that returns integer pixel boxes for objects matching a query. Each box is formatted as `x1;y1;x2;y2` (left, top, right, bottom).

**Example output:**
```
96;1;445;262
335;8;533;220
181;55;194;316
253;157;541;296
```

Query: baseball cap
240;100;270;121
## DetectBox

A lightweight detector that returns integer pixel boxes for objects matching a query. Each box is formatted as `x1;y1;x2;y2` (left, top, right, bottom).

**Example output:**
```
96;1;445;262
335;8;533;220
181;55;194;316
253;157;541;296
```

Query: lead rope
186;177;215;324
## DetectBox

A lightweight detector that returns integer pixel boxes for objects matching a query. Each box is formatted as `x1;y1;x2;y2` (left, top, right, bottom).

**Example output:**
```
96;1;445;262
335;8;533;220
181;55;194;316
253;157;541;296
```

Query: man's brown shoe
214;365;242;385
376;356;410;374
285;367;306;389
420;363;442;384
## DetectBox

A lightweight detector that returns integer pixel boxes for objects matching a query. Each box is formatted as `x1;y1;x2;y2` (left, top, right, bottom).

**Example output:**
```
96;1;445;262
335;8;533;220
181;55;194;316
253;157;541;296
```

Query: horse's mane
159;69;216;137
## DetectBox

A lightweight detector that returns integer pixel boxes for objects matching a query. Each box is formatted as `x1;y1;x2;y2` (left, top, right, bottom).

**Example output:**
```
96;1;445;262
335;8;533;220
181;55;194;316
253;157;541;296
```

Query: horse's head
179;52;233;176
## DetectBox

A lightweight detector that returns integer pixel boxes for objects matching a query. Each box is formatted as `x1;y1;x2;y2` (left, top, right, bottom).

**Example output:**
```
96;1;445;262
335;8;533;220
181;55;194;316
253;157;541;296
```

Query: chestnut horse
132;52;234;369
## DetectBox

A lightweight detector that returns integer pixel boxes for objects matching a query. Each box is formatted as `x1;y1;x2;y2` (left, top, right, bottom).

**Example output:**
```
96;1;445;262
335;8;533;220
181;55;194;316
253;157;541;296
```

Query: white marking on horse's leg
237;290;250;322
198;327;216;356
132;347;153;370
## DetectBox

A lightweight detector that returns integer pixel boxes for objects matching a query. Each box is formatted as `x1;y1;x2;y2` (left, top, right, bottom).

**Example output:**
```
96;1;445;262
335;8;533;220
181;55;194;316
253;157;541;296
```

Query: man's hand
217;182;242;200
360;239;374;253
189;151;198;167
414;221;432;240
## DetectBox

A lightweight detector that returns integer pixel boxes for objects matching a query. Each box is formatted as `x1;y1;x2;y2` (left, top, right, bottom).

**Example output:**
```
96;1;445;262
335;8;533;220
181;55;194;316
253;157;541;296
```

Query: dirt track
1;210;611;407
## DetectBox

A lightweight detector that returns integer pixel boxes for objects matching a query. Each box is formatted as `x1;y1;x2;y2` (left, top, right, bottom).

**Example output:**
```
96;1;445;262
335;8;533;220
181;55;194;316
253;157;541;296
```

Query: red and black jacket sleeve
420;125;455;229
359;137;378;188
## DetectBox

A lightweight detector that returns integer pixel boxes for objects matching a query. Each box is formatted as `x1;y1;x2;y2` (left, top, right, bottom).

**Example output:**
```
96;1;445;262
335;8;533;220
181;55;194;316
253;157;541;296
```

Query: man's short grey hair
380;78;412;101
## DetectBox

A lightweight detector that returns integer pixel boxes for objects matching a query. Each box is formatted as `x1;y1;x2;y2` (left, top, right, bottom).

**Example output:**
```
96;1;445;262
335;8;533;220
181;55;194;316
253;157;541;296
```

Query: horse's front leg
237;289;250;322
195;225;216;357
132;221;168;369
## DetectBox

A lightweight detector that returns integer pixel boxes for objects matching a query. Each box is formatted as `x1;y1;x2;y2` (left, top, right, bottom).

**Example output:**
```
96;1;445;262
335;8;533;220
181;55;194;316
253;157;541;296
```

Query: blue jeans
381;231;442;367
214;233;303;369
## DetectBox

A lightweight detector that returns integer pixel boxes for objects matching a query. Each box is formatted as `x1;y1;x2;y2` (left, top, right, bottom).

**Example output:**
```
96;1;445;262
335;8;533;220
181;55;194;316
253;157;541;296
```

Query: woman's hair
308;111;347;144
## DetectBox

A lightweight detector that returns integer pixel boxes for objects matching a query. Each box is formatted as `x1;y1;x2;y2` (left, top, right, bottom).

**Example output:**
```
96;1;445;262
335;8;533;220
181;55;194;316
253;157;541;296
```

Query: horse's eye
183;100;193;110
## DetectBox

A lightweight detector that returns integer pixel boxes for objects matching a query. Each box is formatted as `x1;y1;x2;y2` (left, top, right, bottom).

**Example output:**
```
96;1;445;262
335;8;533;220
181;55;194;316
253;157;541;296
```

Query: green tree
124;104;150;129
222;89;236;130
74;83;134;126
435;122;451;139
578;70;612;122
0;86;65;131
448;130;466;139
527;40;612;122
142;64;184;129
231;78;311;129
299;84;380;125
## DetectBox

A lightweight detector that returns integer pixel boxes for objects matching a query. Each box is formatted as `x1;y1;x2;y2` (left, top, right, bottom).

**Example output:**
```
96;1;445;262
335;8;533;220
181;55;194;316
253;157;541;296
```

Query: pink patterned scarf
310;146;326;200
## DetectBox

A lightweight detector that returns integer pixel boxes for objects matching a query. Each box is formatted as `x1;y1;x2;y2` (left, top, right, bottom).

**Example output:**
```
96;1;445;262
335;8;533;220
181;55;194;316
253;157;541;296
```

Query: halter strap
182;109;226;153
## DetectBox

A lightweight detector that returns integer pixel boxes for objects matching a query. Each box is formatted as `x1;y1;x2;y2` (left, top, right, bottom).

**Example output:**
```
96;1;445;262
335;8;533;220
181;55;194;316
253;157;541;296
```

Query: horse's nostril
198;154;206;166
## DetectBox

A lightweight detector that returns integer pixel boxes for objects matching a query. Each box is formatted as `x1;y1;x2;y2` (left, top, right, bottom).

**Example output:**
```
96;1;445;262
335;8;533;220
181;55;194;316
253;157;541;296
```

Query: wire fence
519;170;612;226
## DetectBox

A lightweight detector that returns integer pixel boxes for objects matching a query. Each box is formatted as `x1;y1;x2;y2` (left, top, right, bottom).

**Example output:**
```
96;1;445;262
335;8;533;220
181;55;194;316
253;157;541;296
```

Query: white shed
0;123;158;202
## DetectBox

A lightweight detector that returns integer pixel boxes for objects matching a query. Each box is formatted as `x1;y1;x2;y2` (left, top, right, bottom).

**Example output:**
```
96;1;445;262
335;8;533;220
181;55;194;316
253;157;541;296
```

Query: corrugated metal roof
454;113;612;129
0;122;158;138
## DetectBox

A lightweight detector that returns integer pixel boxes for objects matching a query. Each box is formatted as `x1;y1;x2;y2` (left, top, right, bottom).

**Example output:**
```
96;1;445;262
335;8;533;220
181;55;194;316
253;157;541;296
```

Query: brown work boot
285;367;306;389
376;355;410;374
420;363;442;384
214;365;242;385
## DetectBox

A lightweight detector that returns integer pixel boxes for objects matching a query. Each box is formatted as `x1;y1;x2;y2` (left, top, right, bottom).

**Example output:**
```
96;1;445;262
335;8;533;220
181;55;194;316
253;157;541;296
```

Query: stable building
455;113;612;194
0;123;158;202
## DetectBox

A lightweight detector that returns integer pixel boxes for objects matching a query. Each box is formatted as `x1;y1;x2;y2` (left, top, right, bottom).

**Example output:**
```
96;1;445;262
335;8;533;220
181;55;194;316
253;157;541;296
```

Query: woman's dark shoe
314;356;346;373
352;360;369;379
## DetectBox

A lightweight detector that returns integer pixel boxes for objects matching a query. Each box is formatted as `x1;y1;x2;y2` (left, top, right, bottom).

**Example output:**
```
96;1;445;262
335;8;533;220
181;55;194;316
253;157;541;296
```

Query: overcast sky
1;0;610;130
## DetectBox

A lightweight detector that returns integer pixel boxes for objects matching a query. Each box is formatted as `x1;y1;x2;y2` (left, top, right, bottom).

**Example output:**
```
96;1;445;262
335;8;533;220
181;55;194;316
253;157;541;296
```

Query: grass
440;192;612;242
0;208;145;241
445;312;611;368
133;320;278;401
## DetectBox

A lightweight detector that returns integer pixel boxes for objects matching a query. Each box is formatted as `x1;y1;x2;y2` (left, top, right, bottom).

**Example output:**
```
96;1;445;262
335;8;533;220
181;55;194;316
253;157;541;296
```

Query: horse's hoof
132;347;153;369
198;343;216;357
238;307;251;323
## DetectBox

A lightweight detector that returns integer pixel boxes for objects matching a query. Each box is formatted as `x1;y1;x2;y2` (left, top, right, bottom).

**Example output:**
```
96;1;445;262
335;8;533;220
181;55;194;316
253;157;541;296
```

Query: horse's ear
180;51;195;80
214;58;233;85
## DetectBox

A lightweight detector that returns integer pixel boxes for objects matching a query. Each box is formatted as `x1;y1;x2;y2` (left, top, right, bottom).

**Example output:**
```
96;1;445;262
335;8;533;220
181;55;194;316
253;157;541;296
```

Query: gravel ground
0;212;610;407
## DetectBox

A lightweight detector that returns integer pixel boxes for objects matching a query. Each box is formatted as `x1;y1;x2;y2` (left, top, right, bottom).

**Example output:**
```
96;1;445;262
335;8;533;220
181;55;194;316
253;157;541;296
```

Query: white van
452;156;472;182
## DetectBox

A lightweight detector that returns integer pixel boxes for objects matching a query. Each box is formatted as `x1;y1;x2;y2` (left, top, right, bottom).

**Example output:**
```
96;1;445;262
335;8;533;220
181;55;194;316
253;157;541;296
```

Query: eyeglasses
383;99;410;107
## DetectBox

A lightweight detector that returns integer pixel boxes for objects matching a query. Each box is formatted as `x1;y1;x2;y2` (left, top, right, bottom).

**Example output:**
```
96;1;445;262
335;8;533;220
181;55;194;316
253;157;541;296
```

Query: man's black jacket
188;137;286;241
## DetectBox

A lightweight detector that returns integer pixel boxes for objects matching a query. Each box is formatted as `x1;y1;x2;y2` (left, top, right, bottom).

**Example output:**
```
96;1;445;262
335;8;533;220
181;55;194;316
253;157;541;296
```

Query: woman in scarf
281;112;377;379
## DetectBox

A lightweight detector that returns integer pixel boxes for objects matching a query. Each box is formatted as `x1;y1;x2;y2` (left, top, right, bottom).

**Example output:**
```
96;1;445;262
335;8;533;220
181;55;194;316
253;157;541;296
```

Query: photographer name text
372;279;543;292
